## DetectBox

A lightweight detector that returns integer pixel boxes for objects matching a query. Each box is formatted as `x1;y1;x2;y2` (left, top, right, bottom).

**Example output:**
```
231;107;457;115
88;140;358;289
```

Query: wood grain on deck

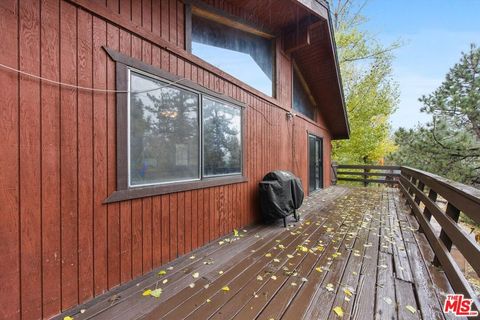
62;186;453;320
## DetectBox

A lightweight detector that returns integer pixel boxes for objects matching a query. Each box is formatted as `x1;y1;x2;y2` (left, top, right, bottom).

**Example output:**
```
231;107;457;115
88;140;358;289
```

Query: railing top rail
336;164;401;170
401;166;480;206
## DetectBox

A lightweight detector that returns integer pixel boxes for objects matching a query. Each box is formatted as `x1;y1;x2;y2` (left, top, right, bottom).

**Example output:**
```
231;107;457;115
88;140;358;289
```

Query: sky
361;0;480;129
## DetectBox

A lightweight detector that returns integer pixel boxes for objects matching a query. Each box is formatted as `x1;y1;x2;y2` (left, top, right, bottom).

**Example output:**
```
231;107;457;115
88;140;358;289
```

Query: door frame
307;132;324;193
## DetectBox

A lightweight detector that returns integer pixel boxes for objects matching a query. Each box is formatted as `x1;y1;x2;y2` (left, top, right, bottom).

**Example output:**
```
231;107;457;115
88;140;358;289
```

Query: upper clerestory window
189;8;275;97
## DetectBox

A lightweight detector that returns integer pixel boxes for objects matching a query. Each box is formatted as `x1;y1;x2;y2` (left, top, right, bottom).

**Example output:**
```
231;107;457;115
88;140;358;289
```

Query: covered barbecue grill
259;171;304;227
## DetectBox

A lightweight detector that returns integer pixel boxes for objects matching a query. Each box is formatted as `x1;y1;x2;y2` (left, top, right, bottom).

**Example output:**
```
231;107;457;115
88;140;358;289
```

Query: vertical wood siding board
92;16;108;295
59;1;79;311
120;201;132;283
119;29;132;284
119;0;131;20
169;193;178;259
152;197;162;267
160;0;169;41
161;195;170;264
191;191;198;250
142;197;152;272
198;189;204;246
0;3;20;319
152;0;161;36
131;0;141;26
38;0;62;316
107;0;120;14
168;0;176;44
177;192;185;256
202;189;208;244
184;191;192;253
19;0;42;316
77;7;94;305
142;0;152;32
177;0;184;48
131;199;143;277
106;22;121;290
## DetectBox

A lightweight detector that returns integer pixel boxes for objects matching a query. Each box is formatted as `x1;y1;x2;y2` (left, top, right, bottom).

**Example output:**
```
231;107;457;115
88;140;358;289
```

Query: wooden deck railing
332;163;401;186
332;164;480;311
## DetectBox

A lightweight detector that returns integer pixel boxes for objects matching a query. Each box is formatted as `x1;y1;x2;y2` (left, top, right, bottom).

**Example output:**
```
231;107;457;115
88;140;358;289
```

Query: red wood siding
0;0;333;318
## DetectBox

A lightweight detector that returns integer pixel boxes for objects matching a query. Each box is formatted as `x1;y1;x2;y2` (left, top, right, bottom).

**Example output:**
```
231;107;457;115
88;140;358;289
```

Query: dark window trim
185;1;277;98
103;47;247;204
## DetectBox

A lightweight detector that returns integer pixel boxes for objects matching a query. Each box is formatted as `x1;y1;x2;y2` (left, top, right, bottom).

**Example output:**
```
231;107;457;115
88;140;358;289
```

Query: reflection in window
129;71;199;186
293;67;315;120
191;15;274;97
203;98;242;176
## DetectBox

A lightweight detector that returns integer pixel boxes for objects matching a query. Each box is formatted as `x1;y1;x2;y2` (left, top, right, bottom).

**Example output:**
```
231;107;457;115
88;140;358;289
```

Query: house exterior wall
0;0;333;318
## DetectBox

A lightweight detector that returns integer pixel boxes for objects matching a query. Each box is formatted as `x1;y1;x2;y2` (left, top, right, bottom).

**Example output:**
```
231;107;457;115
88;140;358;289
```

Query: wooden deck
61;186;456;320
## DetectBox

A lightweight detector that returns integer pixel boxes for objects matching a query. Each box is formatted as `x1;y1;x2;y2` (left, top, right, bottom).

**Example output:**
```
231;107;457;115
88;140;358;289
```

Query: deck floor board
61;186;453;320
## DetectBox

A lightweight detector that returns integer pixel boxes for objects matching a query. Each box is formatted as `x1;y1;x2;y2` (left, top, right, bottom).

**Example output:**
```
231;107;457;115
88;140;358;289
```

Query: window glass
293;68;315;120
192;15;274;97
129;71;199;186
203;97;242;176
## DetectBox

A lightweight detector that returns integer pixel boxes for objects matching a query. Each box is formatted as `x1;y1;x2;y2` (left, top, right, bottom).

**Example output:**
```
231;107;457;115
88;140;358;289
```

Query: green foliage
331;0;399;164
388;44;480;186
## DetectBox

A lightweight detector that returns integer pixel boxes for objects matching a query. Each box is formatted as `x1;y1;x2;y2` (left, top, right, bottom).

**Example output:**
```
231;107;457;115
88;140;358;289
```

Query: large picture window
128;67;244;184
129;71;200;187
190;12;275;97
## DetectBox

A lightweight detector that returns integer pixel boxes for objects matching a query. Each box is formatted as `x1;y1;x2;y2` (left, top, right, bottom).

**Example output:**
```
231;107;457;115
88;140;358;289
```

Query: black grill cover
259;171;304;221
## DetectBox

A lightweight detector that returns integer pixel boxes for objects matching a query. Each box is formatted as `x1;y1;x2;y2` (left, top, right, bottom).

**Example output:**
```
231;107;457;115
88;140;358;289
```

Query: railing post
433;202;461;266
331;162;338;185
418;188;437;233
363;167;369;187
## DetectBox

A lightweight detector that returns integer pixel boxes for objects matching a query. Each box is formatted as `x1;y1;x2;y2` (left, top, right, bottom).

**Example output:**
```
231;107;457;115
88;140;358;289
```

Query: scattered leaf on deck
192;272;199;279
333;306;344;317
406;305;417;314
142;289;152;296
257;275;263;281
234;229;239;237
150;288;162;298
221;286;230;292
167;267;173;271
189;255;195;259
265;253;272;258
218;270;224;275
189;283;195;288
273;258;280;263
343;288;353;297
218;241;225;245
162;279;168;284
206;298;211;303
315;267;323;273
64;317;74;320
287;254;294;259
271;275;277;280
158;270;167;276
291;282;297;286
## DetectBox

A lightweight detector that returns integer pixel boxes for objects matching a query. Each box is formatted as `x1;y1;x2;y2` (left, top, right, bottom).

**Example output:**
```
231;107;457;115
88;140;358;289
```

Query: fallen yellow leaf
221;286;230;292
333;306;344;317
405;305;417;314
142;289;152;296
343;288;353;297
192;272;199;279
64;317;74;320
265;253;272;258
158;270;167;276
234;229;239;237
